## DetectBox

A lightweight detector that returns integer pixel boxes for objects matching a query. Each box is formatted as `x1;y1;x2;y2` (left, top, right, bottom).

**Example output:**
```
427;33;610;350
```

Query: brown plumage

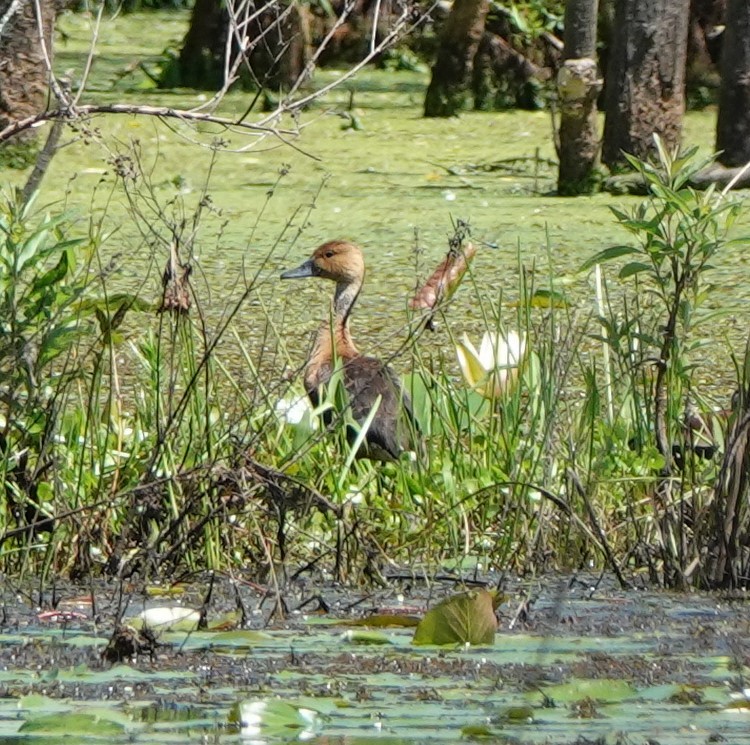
280;240;417;461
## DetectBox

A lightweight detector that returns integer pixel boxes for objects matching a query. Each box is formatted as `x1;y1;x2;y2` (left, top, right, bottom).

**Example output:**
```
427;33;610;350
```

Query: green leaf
20;710;127;735
618;261;651;279
231;700;323;739
38;324;83;367
341;629;393;645
344;613;421;628
77;293;152;315
529;288;568;308
579;245;639;272
412;589;498;646
31;249;69;294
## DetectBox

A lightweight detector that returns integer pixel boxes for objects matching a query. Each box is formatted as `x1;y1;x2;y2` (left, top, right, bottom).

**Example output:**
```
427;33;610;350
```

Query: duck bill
280;259;315;280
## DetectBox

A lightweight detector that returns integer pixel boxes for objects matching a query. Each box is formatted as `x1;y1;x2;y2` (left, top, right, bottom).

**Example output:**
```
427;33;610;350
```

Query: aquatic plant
455;330;526;399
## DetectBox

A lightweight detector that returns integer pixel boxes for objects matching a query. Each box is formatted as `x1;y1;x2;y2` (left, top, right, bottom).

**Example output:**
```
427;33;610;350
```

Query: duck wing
343;356;419;461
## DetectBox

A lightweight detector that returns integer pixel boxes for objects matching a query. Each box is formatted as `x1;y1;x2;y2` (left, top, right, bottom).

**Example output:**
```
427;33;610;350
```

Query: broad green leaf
579;245;638;272
619;261;651;279
77;293;152;315
31;249;69;293
412;589;498;646
15;229;50;272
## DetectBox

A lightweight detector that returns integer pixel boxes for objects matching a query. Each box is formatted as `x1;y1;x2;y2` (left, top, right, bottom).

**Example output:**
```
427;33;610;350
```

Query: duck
280;240;418;461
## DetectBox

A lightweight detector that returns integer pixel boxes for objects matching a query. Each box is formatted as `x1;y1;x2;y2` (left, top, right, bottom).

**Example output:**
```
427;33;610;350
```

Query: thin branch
0;0;24;38
370;0;383;55
282;0;357;102
0;103;296;144
264;6;414;124
72;1;106;108
32;0;71;109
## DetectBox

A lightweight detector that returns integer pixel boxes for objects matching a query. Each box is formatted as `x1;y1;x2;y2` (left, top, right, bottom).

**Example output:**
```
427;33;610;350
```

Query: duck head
280;240;365;285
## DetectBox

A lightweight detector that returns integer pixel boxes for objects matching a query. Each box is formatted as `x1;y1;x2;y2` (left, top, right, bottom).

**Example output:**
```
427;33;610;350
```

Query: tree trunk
716;0;750;166
169;0;227;89
166;0;310;91
424;0;489;117
472;33;543;111
687;0;725;95
556;0;601;195
602;0;690;168
0;0;56;144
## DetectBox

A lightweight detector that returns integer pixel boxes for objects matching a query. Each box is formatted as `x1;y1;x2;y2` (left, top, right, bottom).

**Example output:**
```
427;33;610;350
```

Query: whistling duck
280;240;417;460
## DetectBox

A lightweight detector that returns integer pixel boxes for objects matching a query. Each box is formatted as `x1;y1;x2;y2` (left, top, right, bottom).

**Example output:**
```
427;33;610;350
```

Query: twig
0;103;296;145
0;0;24;39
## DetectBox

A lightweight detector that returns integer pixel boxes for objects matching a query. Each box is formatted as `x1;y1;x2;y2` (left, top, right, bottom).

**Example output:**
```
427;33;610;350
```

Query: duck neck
333;278;360;339
310;278;361;372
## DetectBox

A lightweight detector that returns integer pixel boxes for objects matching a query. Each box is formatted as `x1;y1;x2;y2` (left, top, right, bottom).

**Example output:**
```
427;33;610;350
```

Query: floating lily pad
413;589;498;646
341;629;393;645
230;699;323;739
19;710;129;735
540;678;636;704
344;613;421;628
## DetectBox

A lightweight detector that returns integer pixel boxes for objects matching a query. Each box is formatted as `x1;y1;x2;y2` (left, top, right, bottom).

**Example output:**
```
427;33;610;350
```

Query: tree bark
424;0;489;117
716;0;750;166
0;0;56;144
556;0;601;195
602;0;690;168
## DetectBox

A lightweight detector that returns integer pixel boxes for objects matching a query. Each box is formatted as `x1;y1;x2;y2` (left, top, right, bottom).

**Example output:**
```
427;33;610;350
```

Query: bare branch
32;0;70;109
0;102;297;145
72;1;106;108
0;0;24;38
1;0;434;161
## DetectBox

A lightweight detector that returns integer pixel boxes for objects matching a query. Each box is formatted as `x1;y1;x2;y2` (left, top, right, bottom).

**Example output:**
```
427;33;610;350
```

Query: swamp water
0;576;749;744
9;10;750;390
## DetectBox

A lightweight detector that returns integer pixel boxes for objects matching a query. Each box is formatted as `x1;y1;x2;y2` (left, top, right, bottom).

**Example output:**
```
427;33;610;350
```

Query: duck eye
324;250;335;258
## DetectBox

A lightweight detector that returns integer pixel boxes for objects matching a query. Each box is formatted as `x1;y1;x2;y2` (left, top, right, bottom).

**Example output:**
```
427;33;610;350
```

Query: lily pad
341;629;393;645
230;699;323;739
413;589;498;646
19;710;129;735
344;613;421;628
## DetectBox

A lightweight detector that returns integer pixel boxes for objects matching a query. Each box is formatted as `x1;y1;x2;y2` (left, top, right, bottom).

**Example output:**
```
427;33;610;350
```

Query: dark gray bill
280;259;315;280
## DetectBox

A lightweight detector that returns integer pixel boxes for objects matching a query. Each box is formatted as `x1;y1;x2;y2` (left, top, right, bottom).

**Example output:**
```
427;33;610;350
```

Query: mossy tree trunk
0;0;57;143
602;0;690;168
167;0;310;91
424;0;489;117
556;0;601;195
716;0;750;166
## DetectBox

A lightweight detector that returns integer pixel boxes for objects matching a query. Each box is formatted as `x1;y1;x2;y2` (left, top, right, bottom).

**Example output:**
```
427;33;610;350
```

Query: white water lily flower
274;395;318;428
455;330;525;399
237;700;320;740
135;606;200;632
